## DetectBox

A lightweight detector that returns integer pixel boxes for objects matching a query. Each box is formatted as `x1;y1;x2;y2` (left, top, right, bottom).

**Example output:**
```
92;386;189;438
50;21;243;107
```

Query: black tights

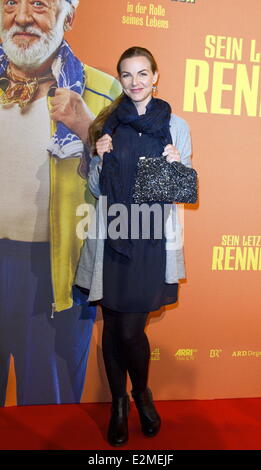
102;306;150;398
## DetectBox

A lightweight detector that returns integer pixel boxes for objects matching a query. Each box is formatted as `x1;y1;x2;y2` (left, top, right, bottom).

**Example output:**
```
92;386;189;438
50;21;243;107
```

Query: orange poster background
5;0;261;405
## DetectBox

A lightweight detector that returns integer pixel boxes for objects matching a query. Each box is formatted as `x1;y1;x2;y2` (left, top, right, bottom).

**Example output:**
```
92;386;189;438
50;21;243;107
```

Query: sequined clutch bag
133;155;198;204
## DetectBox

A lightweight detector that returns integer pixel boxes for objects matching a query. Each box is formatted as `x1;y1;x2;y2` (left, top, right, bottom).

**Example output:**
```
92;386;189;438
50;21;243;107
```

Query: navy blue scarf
100;95;172;258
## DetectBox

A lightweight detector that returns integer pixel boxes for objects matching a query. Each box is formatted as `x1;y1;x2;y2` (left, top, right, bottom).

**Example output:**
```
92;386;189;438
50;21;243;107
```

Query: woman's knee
118;317;148;345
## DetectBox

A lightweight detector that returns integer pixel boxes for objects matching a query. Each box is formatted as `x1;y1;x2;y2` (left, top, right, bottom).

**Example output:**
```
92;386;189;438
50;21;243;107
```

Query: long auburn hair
78;47;158;178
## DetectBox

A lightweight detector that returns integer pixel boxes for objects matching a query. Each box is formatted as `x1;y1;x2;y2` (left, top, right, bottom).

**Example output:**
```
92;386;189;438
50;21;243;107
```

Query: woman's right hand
96;134;113;158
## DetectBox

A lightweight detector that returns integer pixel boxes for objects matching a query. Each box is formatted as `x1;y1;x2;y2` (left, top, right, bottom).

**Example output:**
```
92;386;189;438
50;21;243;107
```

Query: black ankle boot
131;388;161;437
107;394;130;446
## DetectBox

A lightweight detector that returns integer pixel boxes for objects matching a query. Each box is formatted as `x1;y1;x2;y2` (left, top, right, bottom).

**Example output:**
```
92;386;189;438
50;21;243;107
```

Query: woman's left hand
162;144;181;163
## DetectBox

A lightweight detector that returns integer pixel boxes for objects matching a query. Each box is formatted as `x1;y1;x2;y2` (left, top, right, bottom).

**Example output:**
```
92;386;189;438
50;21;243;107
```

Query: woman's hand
96;134;113;158
163;144;181;163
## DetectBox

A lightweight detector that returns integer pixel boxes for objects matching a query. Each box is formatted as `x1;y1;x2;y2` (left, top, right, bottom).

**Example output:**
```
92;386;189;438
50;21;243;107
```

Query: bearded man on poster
0;0;120;406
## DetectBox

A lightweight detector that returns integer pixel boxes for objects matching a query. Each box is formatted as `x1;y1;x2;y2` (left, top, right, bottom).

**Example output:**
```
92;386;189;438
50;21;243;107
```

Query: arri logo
175;349;198;360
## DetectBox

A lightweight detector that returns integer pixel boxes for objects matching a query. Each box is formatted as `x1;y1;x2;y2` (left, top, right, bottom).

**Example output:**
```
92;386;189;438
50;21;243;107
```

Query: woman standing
75;47;192;446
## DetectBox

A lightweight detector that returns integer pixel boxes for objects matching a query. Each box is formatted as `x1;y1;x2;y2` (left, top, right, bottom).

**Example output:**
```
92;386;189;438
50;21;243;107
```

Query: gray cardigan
75;114;192;301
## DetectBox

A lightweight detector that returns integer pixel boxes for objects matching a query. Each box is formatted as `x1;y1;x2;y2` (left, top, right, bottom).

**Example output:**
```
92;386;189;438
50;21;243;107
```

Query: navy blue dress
100;97;178;313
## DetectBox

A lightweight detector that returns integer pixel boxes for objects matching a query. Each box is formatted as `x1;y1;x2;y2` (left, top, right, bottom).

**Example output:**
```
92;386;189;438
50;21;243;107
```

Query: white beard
1;9;67;70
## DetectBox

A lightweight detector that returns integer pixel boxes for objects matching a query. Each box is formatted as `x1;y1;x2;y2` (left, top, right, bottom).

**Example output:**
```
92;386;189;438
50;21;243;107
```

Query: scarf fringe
47;138;84;159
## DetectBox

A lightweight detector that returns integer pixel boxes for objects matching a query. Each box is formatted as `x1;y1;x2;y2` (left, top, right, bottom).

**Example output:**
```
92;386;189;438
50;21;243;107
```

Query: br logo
209;349;222;358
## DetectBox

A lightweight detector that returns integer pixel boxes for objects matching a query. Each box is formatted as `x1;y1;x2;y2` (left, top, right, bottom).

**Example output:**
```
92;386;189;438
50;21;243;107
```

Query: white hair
0;2;74;70
0;0;79;7
0;1;80;29
61;0;79;13
0;0;79;45
70;0;79;8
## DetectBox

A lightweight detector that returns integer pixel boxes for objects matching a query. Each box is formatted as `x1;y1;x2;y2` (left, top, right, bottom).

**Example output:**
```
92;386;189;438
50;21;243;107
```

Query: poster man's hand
50;89;93;144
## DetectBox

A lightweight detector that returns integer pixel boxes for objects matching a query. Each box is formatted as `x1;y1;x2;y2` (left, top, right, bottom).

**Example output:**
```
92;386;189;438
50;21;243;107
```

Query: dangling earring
152;84;158;96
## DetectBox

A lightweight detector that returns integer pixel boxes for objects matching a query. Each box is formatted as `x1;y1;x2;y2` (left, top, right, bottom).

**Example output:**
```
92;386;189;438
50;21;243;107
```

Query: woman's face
119;56;158;110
